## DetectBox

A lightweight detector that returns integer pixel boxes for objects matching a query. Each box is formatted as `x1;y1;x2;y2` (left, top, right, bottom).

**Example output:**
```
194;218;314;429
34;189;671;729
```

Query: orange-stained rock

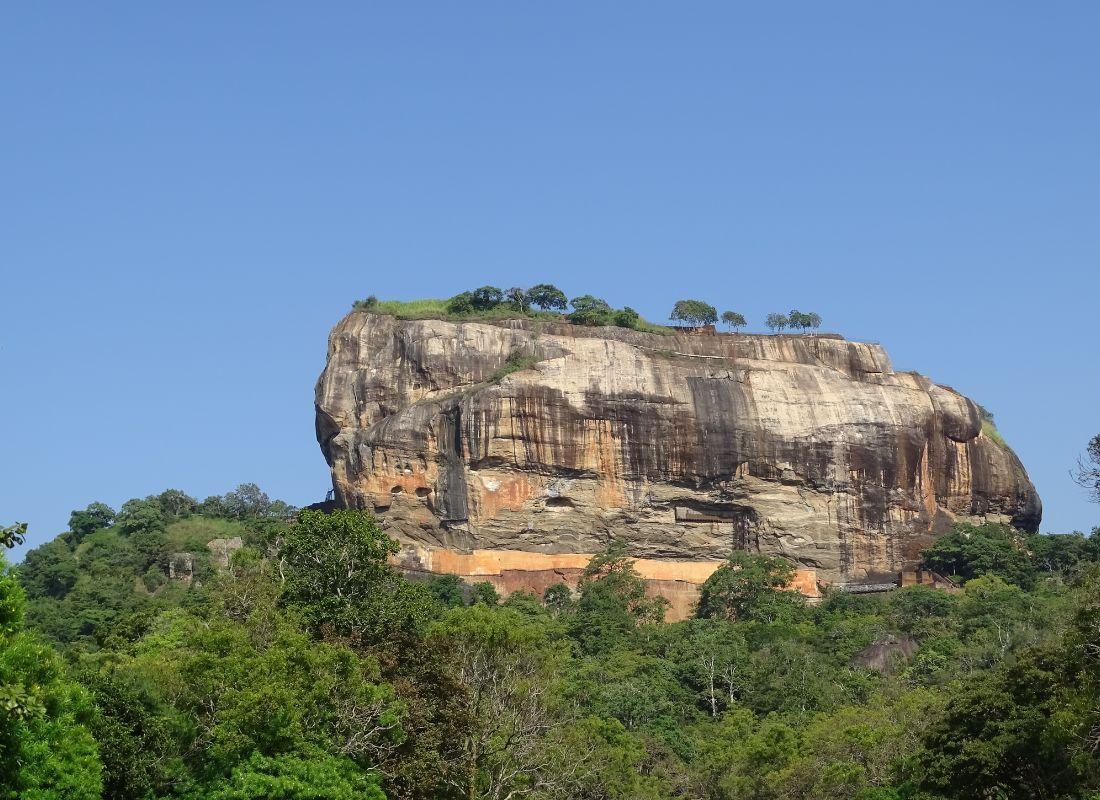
392;544;820;621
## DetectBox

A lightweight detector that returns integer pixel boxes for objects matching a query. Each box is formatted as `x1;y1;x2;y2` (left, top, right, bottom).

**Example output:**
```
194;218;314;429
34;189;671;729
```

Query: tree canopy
670;299;718;327
720;311;747;331
765;312;789;333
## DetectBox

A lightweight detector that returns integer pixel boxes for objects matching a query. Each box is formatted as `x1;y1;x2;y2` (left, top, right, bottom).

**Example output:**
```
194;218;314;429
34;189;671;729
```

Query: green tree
721;311;747;332
612;306;640;328
428;574;468;607
697;551;799;621
765;313;789;333
1028;530;1099;577
916;645;1081;799
139;611;400;788
447;292;475;315
670;299;718;327
67;503;116;541
17;539;78;599
543;583;572;614
0;546;103;799
471;581;499;606
668;620;749;717
222;483;277;519
79;668;185;799
155;488;197;519
567;540;667;654
921;523;1037;589
470;286;504;311
569;295;613;326
525;284;568;311
117;498;167;537
281;509;400;612
428;605;569;800
505;287;529;312
767;690;941;800
204;752;386;800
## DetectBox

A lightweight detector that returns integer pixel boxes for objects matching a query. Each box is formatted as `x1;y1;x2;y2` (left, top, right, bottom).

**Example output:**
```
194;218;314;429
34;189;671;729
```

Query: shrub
490;349;541;382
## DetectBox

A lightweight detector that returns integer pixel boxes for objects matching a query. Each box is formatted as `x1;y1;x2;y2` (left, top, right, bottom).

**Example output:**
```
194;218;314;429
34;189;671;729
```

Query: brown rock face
315;312;1040;608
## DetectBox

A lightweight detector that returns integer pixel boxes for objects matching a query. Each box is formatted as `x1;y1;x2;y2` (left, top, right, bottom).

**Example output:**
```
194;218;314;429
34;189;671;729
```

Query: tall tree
67;503;115;542
281;509;400;610
670;300;718;327
765;313;789;333
428;606;574;800
720;311;747;332
920;523;1037;589
470;286;505;311
0;539;103;799
568;295;612;326
525;284;568;312
696;551;798;621
504;287;529;313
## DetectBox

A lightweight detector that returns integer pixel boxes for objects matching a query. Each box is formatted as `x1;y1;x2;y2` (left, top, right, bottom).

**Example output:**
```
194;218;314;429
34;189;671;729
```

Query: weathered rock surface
315;312;1040;603
206;537;244;570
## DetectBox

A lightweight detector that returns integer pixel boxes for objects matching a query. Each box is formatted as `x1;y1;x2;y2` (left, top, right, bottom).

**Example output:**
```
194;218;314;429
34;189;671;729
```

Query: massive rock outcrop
315;311;1040;615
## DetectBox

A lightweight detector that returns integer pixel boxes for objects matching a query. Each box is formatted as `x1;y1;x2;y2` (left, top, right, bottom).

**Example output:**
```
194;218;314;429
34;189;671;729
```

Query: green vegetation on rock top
352;286;825;337
354;287;674;334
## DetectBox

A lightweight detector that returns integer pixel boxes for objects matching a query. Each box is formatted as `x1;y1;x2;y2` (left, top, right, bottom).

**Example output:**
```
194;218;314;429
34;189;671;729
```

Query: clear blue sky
3;3;1098;558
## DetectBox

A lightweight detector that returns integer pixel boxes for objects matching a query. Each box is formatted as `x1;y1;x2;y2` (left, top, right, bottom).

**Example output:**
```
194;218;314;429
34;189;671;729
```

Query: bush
613;307;640;328
490;349;541;382
446;292;474;315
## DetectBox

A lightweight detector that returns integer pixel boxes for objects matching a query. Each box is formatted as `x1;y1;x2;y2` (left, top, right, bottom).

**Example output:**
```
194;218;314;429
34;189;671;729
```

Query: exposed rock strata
315;311;1040;612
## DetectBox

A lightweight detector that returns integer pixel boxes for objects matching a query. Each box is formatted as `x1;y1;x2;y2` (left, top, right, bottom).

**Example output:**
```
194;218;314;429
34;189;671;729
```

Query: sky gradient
3;3;1098;557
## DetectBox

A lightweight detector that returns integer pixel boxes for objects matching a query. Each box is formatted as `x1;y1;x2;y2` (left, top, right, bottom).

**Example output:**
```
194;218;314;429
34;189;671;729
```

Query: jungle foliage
6;495;1100;799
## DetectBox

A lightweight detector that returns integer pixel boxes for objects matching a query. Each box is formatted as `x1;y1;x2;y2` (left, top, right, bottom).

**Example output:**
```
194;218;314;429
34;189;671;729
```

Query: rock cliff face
315;311;1040;614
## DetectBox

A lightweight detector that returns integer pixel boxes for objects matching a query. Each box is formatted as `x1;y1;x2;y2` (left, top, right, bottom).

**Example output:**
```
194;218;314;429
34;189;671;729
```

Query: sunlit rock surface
315;311;1040;616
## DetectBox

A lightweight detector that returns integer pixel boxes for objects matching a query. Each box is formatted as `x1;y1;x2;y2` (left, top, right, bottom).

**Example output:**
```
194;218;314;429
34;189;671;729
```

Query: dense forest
3;485;1098;799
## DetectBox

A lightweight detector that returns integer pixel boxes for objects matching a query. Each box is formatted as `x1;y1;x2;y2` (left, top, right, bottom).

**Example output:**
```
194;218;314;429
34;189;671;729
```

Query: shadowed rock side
315;311;1040;600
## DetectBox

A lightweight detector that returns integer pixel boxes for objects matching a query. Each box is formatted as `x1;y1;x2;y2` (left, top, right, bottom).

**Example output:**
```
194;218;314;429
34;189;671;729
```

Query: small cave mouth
545;496;576;508
414;487;431;498
390;485;404;494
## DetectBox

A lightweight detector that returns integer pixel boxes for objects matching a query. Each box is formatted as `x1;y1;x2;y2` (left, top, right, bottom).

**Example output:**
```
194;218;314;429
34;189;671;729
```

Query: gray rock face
207;537;244;570
314;312;1040;582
